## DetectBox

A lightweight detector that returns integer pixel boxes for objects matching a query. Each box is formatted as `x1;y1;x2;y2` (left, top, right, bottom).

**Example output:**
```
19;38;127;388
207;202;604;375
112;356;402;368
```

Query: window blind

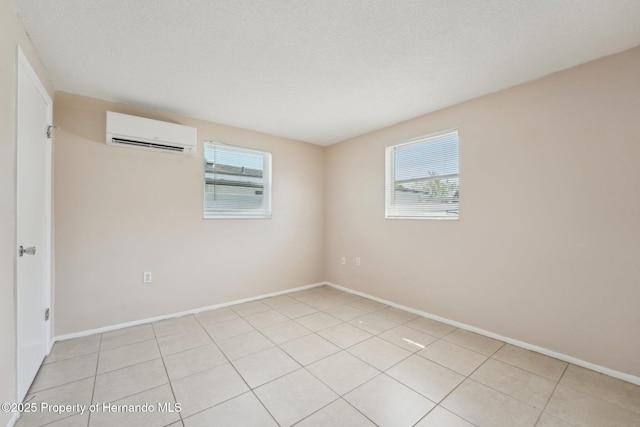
204;142;272;218
385;130;459;219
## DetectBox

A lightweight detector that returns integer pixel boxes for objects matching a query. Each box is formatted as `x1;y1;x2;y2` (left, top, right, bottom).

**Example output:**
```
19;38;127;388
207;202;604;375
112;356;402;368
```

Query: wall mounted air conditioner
106;111;197;154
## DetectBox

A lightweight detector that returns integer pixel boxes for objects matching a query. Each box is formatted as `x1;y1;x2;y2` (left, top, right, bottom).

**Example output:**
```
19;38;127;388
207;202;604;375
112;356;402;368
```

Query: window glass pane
204;142;271;218
386;130;459;219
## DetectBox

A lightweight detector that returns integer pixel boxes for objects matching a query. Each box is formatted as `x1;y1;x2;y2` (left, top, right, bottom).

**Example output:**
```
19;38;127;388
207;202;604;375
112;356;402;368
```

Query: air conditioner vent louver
106;111;197;154
111;137;184;152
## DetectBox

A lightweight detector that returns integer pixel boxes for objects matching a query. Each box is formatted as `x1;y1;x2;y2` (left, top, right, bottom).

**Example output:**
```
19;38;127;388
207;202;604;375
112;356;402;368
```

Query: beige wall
0;0;53;424
53;93;325;335
325;46;640;377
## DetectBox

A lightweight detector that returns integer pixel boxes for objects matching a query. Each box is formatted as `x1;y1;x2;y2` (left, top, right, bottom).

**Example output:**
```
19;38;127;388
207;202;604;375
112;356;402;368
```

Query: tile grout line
241;305;351;423
554;366;640;416
490;347;569;383
93;319;216;421
154;324;185;426
193;312;281;426
389;323;494;426
24;357;99;396
484;353;568;384
86;333;103;427
532;363;570;426
287;287;385;425
370;324;467;425
98;336;157;354
427;340;507;425
290;307;440;426
248;389;280;427
194;288;365;425
463;351;570;414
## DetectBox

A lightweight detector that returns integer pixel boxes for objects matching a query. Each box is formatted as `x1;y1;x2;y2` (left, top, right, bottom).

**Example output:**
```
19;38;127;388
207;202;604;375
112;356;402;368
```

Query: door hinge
46;125;57;139
44;308;50;321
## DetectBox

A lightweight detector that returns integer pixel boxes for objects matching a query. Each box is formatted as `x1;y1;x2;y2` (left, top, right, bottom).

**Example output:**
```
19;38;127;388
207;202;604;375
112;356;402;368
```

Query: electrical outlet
355;257;361;266
341;257;346;265
143;272;152;283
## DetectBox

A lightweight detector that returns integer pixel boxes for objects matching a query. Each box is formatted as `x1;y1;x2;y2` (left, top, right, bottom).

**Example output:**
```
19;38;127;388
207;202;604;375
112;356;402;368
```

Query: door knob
19;246;36;257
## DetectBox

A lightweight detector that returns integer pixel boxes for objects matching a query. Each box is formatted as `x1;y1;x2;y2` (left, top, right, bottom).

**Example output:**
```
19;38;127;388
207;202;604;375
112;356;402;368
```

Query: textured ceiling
13;0;640;145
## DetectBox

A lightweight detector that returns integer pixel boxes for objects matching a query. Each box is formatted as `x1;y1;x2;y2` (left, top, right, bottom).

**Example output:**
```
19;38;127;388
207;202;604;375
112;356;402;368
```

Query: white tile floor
15;285;640;426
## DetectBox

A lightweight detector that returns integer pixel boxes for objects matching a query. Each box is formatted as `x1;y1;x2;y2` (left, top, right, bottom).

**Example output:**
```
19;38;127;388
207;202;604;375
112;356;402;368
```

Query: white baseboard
54;282;325;342
326;281;640;386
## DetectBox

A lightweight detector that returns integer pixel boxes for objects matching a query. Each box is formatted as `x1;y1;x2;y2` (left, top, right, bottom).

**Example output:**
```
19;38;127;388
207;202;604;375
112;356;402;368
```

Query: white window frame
203;141;272;219
385;129;459;220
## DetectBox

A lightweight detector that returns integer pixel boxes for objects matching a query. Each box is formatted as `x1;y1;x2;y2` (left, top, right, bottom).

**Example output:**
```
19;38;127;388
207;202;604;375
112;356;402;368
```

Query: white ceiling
13;1;640;146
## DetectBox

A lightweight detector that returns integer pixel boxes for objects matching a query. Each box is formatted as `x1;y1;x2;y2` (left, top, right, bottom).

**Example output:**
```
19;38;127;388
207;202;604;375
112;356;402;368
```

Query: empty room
2;1;640;426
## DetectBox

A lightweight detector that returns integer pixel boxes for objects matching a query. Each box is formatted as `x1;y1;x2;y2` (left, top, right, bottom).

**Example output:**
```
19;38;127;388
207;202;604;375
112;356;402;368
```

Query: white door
16;48;52;402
